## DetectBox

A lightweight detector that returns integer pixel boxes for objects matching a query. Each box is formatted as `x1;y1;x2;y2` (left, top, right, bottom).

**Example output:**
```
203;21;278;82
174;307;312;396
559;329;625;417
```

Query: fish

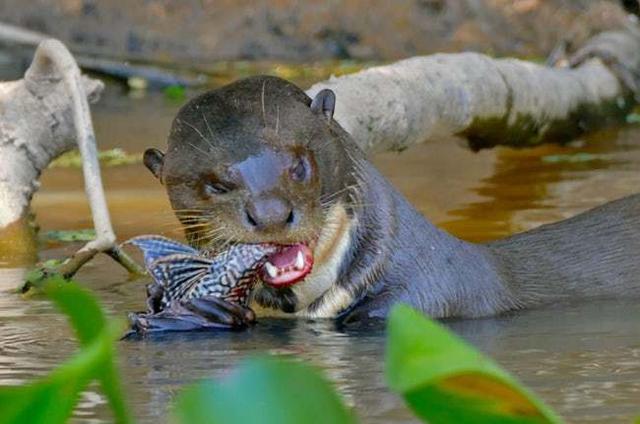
125;235;278;308
123;235;277;334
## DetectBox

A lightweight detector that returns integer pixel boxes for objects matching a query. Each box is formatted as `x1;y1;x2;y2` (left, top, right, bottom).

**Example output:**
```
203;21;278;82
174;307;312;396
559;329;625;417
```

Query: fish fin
149;254;215;300
123;235;197;267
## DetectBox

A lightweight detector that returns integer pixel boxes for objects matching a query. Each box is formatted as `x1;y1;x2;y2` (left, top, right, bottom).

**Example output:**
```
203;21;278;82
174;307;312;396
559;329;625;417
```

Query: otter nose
244;197;295;231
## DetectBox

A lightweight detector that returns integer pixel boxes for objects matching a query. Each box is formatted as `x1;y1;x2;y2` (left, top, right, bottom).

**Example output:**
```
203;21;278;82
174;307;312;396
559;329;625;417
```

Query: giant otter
143;75;640;328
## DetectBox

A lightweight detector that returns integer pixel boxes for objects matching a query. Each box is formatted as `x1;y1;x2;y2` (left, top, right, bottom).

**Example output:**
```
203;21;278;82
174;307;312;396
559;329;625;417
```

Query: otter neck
302;157;519;319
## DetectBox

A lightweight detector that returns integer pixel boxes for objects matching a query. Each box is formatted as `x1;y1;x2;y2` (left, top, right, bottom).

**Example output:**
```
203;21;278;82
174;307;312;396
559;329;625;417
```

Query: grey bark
0;39;143;278
307;22;640;153
0;40;103;228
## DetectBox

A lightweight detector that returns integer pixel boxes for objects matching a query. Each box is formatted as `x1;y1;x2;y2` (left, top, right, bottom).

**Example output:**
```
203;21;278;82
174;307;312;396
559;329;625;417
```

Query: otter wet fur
141;75;640;330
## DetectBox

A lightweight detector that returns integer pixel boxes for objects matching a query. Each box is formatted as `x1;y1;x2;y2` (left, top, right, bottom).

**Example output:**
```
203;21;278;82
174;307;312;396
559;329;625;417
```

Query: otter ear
143;148;165;182
310;89;336;120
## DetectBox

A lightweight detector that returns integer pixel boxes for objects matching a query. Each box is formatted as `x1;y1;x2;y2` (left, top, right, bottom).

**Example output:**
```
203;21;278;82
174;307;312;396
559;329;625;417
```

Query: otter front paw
185;296;256;328
128;296;255;335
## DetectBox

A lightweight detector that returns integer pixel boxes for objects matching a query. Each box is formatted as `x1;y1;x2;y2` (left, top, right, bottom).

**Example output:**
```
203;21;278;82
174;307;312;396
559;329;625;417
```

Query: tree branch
26;40;116;252
0;39;143;282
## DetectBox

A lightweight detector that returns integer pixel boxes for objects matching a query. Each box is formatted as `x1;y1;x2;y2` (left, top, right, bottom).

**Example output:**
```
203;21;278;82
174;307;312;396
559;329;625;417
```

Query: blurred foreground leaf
386;305;563;424
0;277;131;424
174;356;356;424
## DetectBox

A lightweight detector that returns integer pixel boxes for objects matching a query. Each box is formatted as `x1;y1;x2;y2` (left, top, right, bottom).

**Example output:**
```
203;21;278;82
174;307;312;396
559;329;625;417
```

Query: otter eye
203;180;232;196
290;157;308;182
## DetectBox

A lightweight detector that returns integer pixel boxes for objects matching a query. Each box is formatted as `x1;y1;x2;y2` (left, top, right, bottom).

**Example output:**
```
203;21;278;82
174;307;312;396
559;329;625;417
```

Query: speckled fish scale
125;235;277;308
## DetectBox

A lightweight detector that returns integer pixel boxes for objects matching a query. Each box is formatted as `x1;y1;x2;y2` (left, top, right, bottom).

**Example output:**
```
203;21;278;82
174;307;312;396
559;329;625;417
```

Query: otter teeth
265;262;278;278
295;251;305;270
264;251;306;278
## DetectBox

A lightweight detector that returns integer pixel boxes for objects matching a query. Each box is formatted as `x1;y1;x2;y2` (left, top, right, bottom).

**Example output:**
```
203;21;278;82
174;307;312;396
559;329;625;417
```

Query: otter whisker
261;80;267;128
186;224;230;248
183;120;216;156
320;183;357;200
179;224;212;232
172;207;208;212
143;209;206;218
177;215;207;221
201;112;220;153
202;112;215;140
320;183;360;204
154;222;199;230
187;141;212;158
174;212;207;219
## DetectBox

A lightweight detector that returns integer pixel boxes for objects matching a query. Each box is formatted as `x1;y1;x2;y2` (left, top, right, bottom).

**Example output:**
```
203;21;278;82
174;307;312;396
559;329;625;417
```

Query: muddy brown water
1;79;640;423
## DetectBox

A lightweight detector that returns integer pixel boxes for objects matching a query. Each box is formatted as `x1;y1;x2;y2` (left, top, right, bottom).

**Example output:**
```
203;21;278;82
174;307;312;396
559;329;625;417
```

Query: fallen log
307;21;640;153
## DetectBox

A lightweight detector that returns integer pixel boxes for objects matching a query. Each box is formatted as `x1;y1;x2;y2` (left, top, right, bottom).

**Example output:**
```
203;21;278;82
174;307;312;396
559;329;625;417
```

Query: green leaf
51;148;141;168
386;305;564;424
0;366;90;423
541;153;603;164
174;356;357;424
44;277;107;346
0;279;132;424
626;113;640;124
45;280;131;423
96;358;131;423
164;84;186;101
0;326;113;424
42;229;96;243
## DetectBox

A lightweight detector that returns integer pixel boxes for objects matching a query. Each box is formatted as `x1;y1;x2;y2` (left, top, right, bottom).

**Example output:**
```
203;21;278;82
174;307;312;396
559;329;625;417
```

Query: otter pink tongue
261;243;313;288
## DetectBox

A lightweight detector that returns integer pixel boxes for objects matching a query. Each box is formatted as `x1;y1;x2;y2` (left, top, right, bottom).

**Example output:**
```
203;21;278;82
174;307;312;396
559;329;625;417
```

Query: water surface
1;78;640;423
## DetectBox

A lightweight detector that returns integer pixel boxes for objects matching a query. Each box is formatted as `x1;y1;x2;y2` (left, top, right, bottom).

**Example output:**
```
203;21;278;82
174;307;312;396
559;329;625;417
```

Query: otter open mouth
260;243;314;288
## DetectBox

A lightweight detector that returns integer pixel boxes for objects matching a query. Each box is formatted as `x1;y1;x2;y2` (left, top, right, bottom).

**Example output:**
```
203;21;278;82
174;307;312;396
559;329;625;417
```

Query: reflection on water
443;126;640;242
1;80;640;423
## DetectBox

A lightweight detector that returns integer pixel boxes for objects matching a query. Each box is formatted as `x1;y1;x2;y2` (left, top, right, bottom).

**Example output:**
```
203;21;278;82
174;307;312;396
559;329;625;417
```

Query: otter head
144;76;357;291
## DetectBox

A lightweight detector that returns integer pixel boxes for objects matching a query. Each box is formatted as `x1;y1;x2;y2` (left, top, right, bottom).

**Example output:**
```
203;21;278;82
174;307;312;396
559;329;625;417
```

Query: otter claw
186;296;256;327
